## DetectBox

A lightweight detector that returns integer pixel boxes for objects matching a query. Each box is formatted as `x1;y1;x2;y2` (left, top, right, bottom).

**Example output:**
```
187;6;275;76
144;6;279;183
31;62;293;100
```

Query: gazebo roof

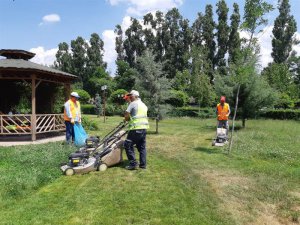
0;49;77;83
0;49;35;60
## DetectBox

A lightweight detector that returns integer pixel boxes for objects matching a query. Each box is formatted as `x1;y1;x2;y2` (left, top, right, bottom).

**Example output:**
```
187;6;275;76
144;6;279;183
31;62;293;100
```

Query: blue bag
74;123;88;147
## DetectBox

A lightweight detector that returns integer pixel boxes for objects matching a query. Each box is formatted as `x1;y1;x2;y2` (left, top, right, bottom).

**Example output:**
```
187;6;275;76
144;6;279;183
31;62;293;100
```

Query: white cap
128;90;139;97
70;92;80;98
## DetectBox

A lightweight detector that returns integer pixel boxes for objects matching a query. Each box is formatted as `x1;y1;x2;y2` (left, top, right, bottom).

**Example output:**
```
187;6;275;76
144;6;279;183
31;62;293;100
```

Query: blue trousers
124;129;147;168
65;121;75;143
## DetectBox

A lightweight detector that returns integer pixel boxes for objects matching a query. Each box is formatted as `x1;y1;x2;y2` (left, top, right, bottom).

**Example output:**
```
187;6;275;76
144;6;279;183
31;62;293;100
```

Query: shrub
165;90;189;107
81;116;99;131
259;109;300;120
275;93;295;109
104;103;126;116
73;89;91;104
81;104;95;114
110;89;128;105
168;107;215;118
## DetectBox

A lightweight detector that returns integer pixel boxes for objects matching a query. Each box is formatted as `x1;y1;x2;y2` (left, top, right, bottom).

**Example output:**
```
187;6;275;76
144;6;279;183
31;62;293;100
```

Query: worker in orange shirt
216;96;230;134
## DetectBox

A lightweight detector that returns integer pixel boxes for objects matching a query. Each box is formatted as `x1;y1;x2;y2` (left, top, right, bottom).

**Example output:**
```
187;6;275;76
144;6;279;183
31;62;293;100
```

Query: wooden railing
0;114;65;135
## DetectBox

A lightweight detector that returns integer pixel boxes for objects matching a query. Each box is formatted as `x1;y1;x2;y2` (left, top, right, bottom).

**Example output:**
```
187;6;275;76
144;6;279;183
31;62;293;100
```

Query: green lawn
0;116;299;225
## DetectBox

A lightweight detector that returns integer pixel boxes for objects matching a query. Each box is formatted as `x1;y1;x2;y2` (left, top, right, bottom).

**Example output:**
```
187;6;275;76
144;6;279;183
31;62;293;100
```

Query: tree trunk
155;117;159;134
242;118;246;128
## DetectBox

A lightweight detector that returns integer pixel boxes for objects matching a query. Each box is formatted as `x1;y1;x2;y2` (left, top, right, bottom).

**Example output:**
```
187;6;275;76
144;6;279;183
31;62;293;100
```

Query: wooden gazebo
0;49;77;141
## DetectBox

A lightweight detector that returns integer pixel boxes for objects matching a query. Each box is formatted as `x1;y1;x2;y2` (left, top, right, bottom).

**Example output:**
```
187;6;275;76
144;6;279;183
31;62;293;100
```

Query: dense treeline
54;0;299;126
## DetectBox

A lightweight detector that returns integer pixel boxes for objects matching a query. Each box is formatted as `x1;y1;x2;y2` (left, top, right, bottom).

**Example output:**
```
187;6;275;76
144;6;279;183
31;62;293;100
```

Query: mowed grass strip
0;116;300;224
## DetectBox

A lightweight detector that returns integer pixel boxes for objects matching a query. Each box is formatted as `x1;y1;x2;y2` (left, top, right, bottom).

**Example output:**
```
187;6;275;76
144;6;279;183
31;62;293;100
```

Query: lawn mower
212;126;229;147
60;122;127;176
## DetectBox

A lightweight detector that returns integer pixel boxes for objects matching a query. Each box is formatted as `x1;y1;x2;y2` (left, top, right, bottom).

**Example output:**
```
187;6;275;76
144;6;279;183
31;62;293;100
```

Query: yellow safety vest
217;103;229;121
128;101;149;130
64;100;81;121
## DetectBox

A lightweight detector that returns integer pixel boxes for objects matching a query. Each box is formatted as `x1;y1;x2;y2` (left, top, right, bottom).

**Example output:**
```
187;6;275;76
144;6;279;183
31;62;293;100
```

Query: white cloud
257;26;300;68
239;26;300;69
102;30;117;74
108;0;127;6
293;32;300;56
108;0;183;16
39;14;61;26
257;26;274;68
29;47;58;66
121;16;132;33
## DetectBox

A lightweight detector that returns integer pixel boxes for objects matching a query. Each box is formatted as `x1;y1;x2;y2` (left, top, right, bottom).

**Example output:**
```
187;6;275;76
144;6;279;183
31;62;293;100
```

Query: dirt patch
194;169;284;225
290;191;300;199
254;203;283;225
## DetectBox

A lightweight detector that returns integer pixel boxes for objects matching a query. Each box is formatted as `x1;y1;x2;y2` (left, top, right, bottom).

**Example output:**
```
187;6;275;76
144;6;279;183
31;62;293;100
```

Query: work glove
70;118;75;124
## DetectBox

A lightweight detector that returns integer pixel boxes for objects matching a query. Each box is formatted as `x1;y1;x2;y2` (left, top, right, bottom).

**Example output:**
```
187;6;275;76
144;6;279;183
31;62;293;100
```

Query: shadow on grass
115;159;129;168
147;131;159;135
194;146;226;155
204;124;244;131
205;138;214;141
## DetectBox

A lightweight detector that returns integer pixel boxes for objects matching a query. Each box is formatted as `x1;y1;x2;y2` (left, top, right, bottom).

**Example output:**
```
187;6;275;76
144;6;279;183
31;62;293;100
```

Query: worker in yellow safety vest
64;92;81;144
216;96;230;134
124;90;149;170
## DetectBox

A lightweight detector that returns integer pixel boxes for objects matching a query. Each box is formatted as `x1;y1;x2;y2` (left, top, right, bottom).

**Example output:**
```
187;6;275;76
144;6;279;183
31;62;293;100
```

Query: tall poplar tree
123;18;145;67
271;0;297;63
54;42;72;73
115;24;125;61
163;8;186;78
143;13;156;51
153;11;165;62
215;0;229;73
228;3;241;64
87;33;106;71
202;4;216;81
192;13;204;48
70;36;88;83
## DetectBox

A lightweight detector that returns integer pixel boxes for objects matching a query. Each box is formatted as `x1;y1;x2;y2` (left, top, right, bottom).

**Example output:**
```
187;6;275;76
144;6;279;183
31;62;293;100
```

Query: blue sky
1;0;300;74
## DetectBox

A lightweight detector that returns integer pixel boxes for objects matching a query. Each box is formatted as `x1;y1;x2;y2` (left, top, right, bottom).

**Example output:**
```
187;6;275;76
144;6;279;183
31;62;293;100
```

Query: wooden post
155;117;159;134
31;74;37;141
64;83;71;101
103;89;106;123
0;115;3;134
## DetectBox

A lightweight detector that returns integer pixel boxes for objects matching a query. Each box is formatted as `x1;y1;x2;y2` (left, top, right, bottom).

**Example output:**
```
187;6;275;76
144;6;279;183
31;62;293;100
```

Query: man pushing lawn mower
123;90;149;170
212;96;231;147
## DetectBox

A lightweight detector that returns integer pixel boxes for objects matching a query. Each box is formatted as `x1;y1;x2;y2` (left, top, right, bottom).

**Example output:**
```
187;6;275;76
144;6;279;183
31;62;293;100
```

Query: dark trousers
65;121;75;143
124;129;147;168
217;120;229;135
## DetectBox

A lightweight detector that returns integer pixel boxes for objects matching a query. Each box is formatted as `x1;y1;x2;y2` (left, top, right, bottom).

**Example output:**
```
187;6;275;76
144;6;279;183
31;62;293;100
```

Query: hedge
81;104;96;115
105;104;127;116
168;107;215;118
81;103;127;116
259;109;300;120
